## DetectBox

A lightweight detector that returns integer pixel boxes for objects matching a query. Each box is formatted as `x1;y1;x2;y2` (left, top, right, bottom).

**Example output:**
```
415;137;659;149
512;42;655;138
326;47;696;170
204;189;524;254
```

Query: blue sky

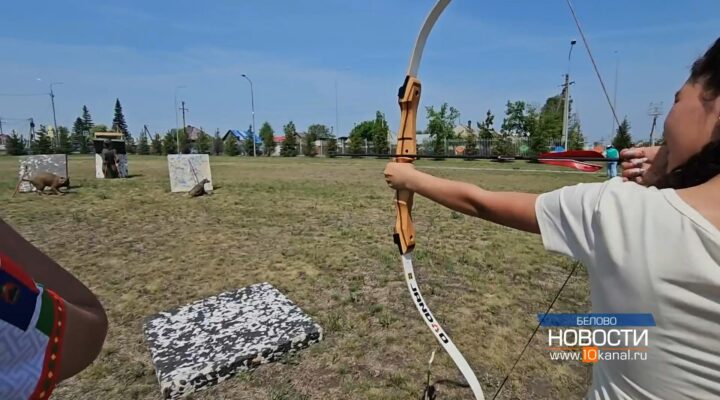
0;0;717;144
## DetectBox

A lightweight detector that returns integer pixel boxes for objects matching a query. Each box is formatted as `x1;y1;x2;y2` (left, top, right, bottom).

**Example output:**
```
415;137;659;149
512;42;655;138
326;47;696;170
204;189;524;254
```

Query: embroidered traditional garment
0;253;66;400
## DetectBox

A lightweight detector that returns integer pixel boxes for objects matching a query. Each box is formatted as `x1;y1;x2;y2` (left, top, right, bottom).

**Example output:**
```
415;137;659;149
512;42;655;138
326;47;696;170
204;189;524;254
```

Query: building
222;127;261;144
271;132;306;156
0;133;9;151
185;125;203;142
453;120;477;139
223;127;262;155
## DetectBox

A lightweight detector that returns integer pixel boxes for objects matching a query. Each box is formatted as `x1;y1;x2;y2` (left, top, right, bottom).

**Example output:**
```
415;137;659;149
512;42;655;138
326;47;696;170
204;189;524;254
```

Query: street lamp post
174;85;186;153
241;74;256;156
562;40;577;150
49;82;63;148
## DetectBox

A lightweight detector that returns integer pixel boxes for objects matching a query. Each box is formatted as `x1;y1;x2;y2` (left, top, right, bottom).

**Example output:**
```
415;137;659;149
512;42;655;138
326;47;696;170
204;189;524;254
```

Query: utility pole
28;118;35;154
562;40;577;150
179;101;188;153
0;118;4;135
49;82;63;148
174;85;187;152
648;102;664;146
561;74;573;149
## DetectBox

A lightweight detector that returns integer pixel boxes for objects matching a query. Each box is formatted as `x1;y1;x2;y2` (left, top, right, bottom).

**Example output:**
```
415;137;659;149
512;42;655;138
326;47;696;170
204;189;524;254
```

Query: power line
0;93;47;97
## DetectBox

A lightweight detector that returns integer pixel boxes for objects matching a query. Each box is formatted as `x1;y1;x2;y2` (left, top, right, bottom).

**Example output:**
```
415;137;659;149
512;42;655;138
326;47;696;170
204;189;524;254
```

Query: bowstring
565;0;622;129
491;261;580;399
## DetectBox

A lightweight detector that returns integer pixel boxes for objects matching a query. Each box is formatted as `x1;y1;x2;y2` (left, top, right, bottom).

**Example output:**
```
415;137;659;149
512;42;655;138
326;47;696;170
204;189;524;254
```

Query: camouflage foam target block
143;282;323;399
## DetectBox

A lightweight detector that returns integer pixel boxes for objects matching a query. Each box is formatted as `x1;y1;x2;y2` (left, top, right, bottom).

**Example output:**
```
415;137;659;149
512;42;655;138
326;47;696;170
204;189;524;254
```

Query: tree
137;130;150;155
224;133;240;156
302;132;316;157
82;105;94;131
348;132;363;155
464;132;478;157
612;117;633;150
307;124;330;140
426;103;460;142
125;132;137;154
501;101;528;136
6;131;27;155
195;130;212;154
308;124;337;156
112;98;129;137
348;120;374;155
526;104;548;154
350;120;375;141
567;113;585;150
150;133;163;155
260;122;275;156
530;95;564;153
164;128;191;154
492;134;514;157
326;137;338;157
91;124;109;134
71;117;90;154
54;126;72;154
371;112;390;155
280;121;298;157
477;110;496;139
212;130;224;155
244;128;257;156
162;131;177;155
31;125;53;154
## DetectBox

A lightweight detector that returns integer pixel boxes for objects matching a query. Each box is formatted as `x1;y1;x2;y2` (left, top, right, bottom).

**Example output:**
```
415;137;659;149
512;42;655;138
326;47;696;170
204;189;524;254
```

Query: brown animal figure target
22;172;69;195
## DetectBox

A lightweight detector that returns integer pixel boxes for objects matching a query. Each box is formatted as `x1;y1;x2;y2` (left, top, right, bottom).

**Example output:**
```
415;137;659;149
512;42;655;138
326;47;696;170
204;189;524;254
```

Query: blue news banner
537;313;656;327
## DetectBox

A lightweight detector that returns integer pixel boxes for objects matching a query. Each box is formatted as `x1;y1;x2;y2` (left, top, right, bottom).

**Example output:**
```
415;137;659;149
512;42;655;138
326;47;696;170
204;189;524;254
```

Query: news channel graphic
538;313;656;363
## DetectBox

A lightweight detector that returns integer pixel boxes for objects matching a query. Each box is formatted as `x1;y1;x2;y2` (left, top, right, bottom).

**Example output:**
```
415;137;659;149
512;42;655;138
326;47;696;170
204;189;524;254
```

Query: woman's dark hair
657;37;720;189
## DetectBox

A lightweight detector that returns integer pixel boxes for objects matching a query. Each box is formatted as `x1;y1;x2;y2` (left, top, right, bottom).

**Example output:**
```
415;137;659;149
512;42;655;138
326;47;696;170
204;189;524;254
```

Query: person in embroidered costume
0;218;108;400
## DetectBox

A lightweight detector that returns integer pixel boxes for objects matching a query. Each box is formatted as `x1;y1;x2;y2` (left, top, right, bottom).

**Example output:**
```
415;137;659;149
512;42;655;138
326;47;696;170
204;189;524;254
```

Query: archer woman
385;37;720;399
0;218;108;399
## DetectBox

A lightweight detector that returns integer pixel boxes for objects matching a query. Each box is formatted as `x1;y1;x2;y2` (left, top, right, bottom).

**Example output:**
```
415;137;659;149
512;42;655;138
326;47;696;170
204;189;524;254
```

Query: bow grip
393;75;421;255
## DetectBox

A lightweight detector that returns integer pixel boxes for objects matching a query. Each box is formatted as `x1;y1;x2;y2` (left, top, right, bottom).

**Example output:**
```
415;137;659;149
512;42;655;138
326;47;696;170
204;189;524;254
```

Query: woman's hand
620;145;668;186
384;162;419;191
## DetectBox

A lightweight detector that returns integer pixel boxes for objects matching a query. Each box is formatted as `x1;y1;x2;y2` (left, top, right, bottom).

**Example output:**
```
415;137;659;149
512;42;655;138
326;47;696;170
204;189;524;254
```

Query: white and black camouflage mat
143;282;323;399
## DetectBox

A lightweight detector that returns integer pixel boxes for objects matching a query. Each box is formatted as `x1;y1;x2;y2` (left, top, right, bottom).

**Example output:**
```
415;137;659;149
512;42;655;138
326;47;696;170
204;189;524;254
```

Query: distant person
385;37;720;399
604;144;619;178
0;218;108;399
101;139;120;179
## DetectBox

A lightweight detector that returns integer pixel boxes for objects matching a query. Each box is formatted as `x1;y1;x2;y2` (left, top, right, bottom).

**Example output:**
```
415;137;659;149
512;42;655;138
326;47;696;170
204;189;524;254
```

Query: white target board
17;154;69;193
167;154;213;193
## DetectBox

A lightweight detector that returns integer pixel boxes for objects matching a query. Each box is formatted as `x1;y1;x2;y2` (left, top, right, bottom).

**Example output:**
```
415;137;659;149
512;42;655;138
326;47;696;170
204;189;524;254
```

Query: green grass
0;155;601;399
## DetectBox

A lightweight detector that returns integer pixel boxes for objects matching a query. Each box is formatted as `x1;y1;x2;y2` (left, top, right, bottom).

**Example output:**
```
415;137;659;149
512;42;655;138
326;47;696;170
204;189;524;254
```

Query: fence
332;137;575;158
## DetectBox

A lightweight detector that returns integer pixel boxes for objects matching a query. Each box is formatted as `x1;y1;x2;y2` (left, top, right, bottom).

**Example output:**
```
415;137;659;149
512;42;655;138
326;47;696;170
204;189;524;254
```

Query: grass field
1;155;604;399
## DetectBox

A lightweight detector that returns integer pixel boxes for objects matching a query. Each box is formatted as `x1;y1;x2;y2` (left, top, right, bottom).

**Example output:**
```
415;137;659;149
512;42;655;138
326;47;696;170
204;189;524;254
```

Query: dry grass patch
0;155;601;399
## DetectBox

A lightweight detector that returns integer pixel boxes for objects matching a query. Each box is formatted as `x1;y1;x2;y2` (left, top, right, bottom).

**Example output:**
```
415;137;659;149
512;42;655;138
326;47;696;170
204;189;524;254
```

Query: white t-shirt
535;177;720;400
